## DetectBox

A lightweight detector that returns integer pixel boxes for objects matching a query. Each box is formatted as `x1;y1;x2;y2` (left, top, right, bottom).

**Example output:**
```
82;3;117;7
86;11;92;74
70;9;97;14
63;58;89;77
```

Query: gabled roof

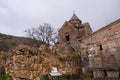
92;18;120;36
82;18;120;40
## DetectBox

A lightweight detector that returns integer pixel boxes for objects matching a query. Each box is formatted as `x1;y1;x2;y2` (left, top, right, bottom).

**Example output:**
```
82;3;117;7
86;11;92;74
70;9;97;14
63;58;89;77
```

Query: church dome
69;13;82;27
69;13;82;23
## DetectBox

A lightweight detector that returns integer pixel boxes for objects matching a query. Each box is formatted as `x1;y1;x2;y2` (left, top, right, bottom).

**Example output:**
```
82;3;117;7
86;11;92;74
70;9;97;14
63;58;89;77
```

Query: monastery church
57;13;120;75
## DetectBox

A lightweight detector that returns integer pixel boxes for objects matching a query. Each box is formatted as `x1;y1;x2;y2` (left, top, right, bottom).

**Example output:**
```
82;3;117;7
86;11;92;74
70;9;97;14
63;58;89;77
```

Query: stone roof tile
70;13;79;20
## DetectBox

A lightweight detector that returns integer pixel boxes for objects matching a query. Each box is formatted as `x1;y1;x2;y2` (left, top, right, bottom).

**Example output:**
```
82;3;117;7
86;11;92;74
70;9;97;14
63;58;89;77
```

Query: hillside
0;33;43;51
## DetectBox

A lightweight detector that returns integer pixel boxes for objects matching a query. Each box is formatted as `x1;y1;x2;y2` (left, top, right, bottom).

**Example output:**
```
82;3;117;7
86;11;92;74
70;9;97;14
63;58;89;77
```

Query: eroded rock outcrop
2;44;81;80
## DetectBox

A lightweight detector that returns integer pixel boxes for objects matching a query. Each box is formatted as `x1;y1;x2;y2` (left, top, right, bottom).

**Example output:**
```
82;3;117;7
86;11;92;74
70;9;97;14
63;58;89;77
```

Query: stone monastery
1;13;120;80
57;13;120;76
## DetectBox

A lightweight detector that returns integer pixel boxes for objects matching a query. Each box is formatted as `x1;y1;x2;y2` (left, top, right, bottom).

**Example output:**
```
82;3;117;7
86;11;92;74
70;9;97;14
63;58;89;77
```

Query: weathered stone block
107;71;119;78
31;71;41;79
93;70;104;78
32;64;38;71
14;63;21;70
37;64;42;71
15;55;27;63
13;70;31;79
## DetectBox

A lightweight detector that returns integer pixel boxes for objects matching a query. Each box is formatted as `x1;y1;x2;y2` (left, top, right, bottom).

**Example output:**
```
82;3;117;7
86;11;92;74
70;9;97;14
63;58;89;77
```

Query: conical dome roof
70;13;79;20
69;13;82;23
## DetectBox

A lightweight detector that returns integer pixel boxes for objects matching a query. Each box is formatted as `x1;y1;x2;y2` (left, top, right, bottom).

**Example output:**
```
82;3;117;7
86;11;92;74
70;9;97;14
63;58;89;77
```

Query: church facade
57;13;92;54
57;13;120;76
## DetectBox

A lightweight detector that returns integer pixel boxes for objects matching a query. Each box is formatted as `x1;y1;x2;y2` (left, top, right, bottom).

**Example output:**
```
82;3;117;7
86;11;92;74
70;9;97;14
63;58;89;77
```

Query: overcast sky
0;0;120;37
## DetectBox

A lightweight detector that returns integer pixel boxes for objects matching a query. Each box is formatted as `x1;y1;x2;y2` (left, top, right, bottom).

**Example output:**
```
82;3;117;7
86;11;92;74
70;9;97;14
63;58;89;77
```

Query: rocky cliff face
1;44;81;80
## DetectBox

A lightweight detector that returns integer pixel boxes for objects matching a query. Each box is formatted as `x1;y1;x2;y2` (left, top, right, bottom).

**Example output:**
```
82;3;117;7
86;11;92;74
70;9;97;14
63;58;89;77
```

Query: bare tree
25;23;57;45
24;27;36;39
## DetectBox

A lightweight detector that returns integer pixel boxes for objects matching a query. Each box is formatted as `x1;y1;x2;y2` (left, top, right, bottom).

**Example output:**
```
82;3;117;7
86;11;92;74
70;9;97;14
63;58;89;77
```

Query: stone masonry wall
81;19;120;70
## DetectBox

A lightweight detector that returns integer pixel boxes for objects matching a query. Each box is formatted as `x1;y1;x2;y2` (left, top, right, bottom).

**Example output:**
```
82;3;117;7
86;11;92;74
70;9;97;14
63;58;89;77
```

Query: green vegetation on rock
0;74;12;80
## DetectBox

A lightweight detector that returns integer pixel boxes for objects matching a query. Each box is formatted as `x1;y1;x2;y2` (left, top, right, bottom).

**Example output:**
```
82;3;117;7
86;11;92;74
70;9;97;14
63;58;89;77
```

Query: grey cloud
0;0;120;36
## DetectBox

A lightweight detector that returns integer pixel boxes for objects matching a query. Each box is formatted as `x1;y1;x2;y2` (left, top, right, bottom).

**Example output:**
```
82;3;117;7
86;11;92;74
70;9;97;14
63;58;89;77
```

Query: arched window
65;33;70;41
98;43;103;51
